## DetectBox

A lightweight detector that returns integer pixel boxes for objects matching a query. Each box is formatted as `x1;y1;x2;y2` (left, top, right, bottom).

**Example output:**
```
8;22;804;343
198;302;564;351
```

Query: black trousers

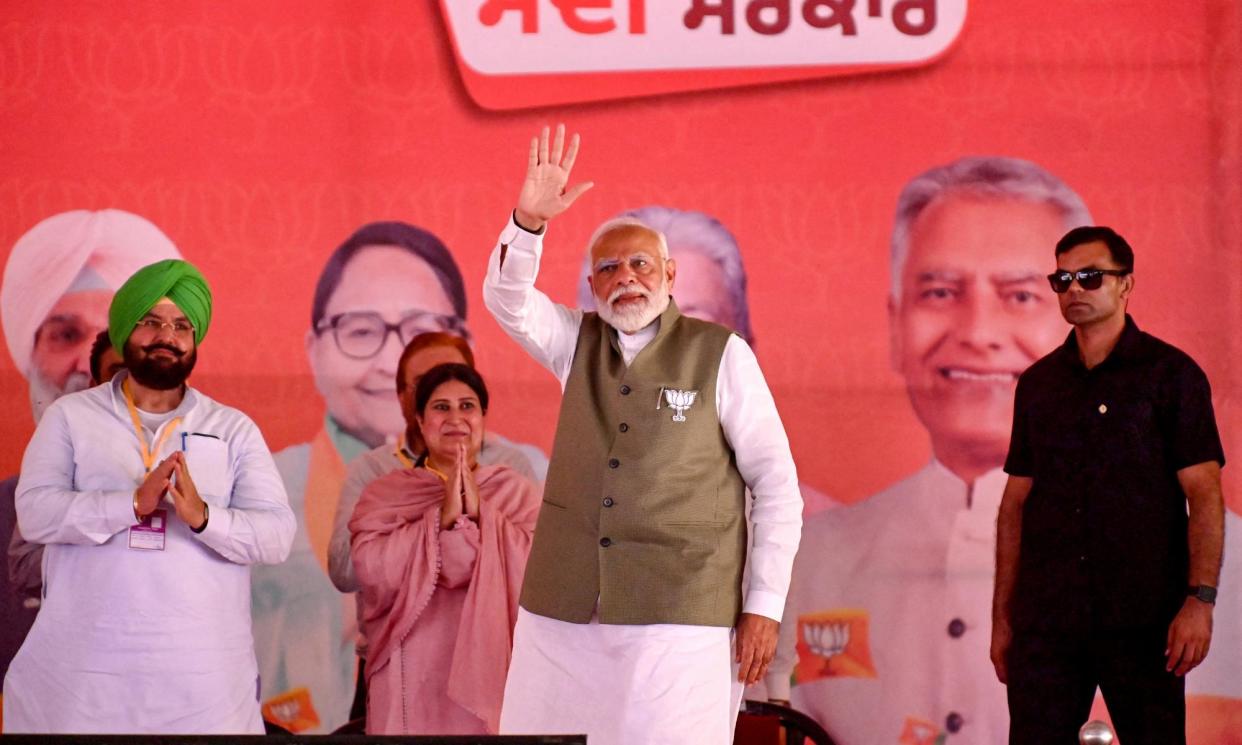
1007;626;1185;745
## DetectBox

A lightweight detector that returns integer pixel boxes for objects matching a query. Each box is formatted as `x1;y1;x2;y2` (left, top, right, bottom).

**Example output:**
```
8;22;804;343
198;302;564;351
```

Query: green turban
109;259;212;353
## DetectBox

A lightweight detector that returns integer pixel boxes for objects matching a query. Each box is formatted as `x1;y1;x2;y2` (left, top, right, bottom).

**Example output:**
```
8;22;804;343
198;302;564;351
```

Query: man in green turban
6;258;295;734
110;258;211;354
108;259;212;392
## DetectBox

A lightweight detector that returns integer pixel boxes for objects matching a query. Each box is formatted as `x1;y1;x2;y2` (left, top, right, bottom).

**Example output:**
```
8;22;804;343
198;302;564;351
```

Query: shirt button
600;537;612;547
619;422;629;433
608;458;620;469
620;385;632;395
945;712;963;733
603;497;614;508
947;618;966;638
1098;403;1108;414
1080;555;1087;562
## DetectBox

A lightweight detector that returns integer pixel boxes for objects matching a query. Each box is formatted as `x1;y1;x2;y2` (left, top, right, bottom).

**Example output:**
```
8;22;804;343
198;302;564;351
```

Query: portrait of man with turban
0;209;181;697
4;258;294;734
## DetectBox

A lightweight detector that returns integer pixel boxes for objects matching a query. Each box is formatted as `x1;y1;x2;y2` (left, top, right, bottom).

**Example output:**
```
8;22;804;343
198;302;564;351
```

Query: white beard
596;280;671;334
28;367;92;423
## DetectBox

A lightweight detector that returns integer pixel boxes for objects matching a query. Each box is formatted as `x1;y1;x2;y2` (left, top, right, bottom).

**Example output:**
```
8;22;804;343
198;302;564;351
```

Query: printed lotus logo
899;716;945;745
794;608;876;682
438;1;969;109
262;687;321;733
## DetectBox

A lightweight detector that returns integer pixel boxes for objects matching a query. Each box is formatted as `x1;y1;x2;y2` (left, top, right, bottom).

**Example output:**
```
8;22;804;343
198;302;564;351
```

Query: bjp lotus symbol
662;388;698;422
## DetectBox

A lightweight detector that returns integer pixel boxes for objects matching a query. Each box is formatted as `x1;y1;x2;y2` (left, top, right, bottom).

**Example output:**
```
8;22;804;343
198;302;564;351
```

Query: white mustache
608;286;650;306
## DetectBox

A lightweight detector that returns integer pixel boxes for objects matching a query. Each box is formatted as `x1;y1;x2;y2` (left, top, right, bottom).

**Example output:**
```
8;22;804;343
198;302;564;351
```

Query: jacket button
600;537;612;547
947;618;966;638
603;497;614;507
945;712;963;733
608;458;620;469
619;422;629;432
620;385;631;395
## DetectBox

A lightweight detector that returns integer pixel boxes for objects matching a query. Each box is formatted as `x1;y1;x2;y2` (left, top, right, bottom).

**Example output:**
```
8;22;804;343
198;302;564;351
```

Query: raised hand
134;454;179;519
514;123;593;232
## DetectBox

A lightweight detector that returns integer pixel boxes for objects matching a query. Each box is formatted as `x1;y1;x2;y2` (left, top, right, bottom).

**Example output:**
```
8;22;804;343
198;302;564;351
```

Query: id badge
129;508;168;551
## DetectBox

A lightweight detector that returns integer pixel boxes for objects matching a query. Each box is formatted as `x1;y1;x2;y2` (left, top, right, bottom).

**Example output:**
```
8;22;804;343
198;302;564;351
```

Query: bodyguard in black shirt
990;226;1226;745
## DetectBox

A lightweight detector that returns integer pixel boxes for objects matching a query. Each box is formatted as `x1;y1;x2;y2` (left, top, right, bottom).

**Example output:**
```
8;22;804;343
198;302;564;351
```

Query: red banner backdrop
1;0;1239;740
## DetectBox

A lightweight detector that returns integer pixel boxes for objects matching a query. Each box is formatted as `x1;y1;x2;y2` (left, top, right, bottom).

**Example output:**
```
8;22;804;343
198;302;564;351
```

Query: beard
596;280;671;334
123;340;197;390
28;367;92;423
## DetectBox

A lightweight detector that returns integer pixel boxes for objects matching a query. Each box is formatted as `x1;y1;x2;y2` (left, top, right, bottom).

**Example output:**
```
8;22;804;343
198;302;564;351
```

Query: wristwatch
1187;585;1217;605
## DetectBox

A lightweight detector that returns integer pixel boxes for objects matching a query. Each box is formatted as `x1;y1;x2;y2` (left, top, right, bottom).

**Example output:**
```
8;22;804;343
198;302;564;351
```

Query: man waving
484;125;803;745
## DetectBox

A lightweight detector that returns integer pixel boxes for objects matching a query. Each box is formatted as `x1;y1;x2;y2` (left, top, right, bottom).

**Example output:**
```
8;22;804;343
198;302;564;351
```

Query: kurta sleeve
7;499;44;599
192;417;295;565
15;402;136;545
482;214;584;388
716;335;803;622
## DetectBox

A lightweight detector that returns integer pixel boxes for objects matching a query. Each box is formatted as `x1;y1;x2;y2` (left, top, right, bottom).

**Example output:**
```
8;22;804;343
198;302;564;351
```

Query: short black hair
89;329;113;384
1055;226;1134;273
310;221;467;329
414;363;489;416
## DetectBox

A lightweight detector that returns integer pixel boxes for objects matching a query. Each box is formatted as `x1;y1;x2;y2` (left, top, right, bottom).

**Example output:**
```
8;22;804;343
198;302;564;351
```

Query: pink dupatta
349;464;539;733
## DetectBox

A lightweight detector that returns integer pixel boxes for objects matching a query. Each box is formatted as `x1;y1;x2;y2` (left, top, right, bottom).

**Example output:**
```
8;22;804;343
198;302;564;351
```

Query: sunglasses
1046;268;1129;293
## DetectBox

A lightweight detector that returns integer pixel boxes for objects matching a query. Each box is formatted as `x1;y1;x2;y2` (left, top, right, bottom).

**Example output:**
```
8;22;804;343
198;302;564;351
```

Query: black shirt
1004;315;1225;633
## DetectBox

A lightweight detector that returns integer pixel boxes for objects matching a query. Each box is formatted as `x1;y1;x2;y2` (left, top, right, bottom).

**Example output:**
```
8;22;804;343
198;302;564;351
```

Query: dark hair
396;332;475;394
310;221;468;329
89;329;114;384
1055;226;1134;273
414;363;489;416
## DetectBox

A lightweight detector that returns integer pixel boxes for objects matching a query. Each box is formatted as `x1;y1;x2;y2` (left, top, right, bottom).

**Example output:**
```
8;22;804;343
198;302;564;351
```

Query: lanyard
122;378;183;474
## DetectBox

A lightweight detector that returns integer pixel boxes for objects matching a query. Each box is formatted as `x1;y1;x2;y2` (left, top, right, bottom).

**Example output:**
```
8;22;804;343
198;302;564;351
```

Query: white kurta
483;216;802;745
3;372;295;734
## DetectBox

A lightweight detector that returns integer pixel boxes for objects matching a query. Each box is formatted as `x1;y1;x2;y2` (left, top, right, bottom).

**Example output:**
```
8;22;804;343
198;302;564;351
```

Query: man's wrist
1187;584;1217;605
190;503;209;534
512;209;546;235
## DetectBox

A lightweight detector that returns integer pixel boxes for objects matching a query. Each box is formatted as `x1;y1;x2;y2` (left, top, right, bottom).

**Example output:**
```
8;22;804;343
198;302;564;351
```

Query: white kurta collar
616;318;660;366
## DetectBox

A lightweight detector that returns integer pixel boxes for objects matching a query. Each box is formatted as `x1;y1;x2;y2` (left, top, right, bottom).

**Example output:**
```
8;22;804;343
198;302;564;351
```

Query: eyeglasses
315;311;468;359
1046;268;1129;293
134;318;196;337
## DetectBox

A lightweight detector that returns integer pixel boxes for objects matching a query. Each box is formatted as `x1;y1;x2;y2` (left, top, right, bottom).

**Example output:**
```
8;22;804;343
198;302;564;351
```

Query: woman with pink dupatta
349;363;540;734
